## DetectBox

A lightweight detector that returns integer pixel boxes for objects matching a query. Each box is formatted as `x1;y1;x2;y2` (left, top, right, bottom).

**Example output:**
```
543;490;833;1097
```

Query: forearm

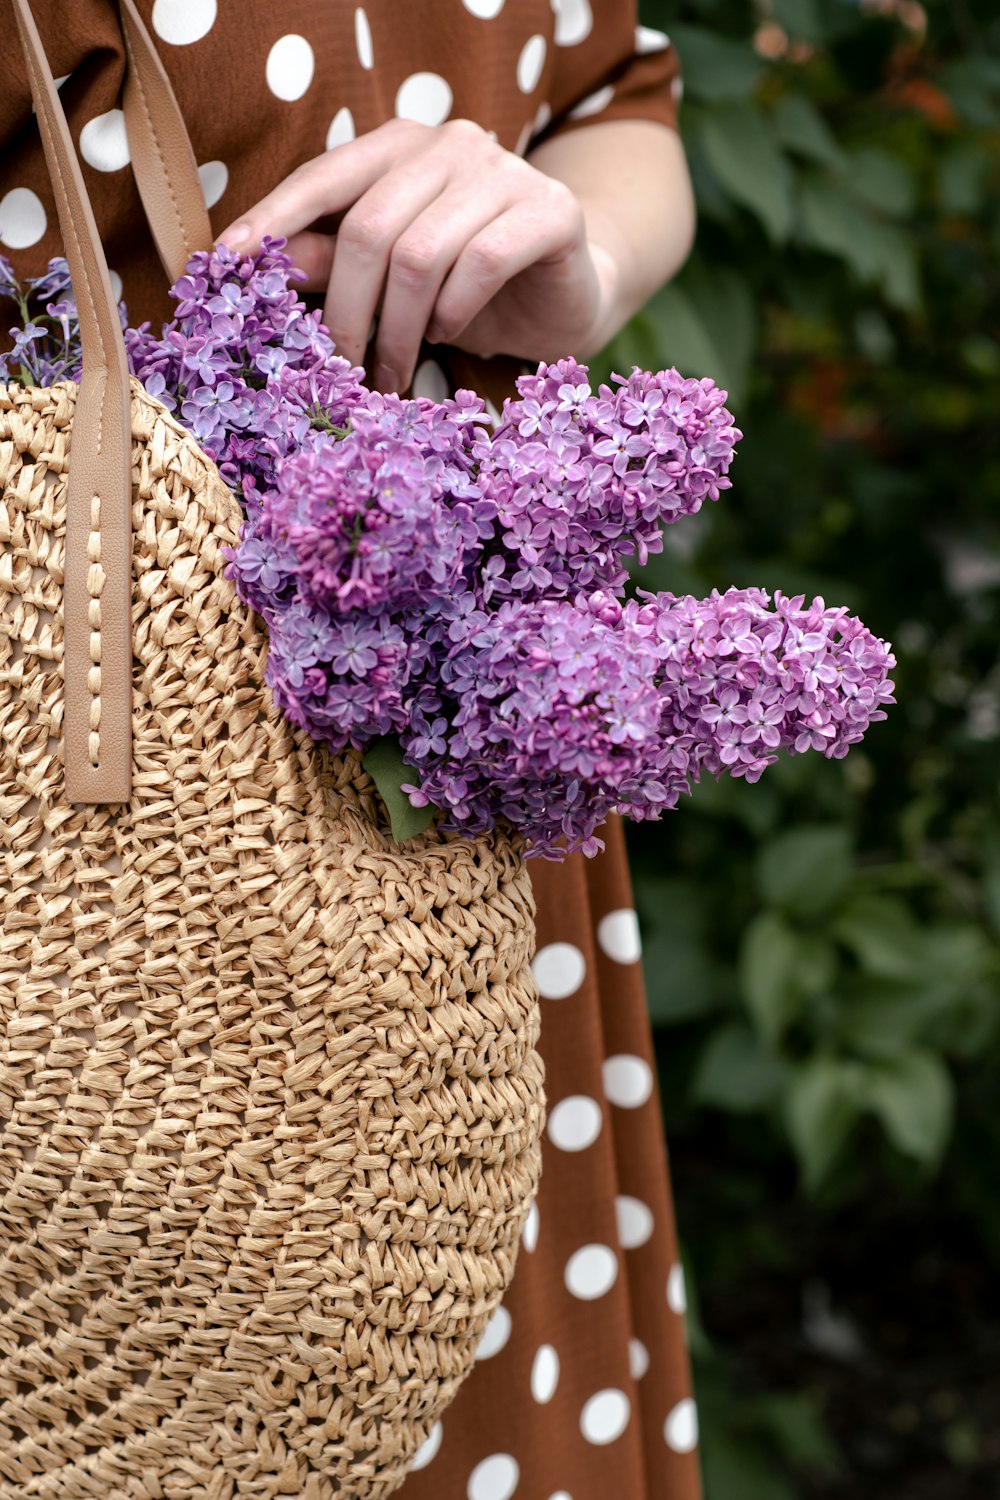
527;119;695;357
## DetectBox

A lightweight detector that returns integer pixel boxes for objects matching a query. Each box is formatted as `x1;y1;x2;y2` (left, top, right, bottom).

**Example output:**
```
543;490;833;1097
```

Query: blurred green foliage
599;0;1000;1491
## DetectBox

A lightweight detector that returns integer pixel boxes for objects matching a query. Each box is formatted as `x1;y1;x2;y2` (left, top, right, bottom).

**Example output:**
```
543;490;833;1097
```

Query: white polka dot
531;1343;560;1404
516;34;547;94
79;109;130;173
484;398;502;426
411;1421;443;1471
462;0;506;14
0;188;46;250
672;76;684;103
596;908;642;964
533;101;552;135
568;84;614;120
553;0;593;46
355;8;374;70
395;72;453;127
565;1243;618;1301
411;359;450;402
532;942;585;999
468;1453;519;1500
548;1494;573;1500
603;1054;654;1109
476;1305;512;1360
665;1397;699;1453
667;1262;687;1315
266;35;315;102
635;25;671;53
521;1201;539;1253
326;107;356;151
581;1388;631;1446
615;1195;654;1249
514;122;532;157
151;0;216;45
198;160;228;209
548;1094;602;1153
108;270;123;303
629;1338;649;1380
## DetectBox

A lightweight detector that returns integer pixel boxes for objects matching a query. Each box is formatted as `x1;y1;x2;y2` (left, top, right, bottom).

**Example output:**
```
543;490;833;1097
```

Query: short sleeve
533;3;681;147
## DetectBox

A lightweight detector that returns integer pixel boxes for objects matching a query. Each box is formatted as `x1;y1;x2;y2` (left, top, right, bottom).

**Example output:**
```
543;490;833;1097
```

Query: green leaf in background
772;94;845;169
784;1055;862;1191
770;0;822;45
864;1050;955;1168
833;893;923;979
937;140;996;216
797;174;921;310
362;736;438;843
756;825;852;919
844;146;918;219
740;909;803;1045
666;24;763;103
699;103;795;242
693;1022;789;1111
640;258;757;406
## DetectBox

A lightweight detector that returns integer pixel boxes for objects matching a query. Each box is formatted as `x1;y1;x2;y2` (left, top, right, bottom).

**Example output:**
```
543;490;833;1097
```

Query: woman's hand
219;117;615;393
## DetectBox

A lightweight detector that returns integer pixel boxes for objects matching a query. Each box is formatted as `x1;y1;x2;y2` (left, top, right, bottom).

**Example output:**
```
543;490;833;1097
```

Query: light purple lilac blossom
0;241;895;859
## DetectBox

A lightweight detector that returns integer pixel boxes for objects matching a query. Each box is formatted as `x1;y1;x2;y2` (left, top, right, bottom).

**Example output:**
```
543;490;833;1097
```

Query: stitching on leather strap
87;490;104;766
22;32;109;772
121;18;187;265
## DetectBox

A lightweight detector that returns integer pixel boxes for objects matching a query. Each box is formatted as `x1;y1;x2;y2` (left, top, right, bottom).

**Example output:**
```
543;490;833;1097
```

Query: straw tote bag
0;4;543;1496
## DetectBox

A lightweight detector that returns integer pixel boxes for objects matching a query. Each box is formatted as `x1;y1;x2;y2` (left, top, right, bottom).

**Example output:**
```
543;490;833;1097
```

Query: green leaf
740;910;802;1045
938;141;995;217
756;825;852;919
797;175;921;309
693;1022;789;1112
784;1055;862;1191
938;57;1000;128
865;1050;955;1167
666;25;763;103
699;104;795;243
843;146;917;218
833;894;923;979
772;94;844;170
362;736;438;843
770;0;822;44
642;257;757;405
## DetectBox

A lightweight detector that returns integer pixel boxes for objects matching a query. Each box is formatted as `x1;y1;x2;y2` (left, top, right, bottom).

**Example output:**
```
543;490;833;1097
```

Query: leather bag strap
11;0;212;803
118;0;212;281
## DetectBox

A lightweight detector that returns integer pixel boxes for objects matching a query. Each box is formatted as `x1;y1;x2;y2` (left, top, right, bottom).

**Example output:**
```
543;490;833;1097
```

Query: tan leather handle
13;0;134;804
118;0;212;281
11;0;212;804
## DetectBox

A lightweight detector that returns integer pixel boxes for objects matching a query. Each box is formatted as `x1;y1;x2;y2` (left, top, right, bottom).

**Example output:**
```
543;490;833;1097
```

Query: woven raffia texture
0;380;544;1500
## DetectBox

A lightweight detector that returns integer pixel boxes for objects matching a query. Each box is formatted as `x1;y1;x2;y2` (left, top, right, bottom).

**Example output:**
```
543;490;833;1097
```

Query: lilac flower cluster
0;242;895;858
123;240;366;512
402;587;895;857
477;358;740;598
0;255;93;387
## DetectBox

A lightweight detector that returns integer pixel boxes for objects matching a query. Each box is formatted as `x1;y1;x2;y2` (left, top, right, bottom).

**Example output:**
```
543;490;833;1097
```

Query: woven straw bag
0;6;543;1498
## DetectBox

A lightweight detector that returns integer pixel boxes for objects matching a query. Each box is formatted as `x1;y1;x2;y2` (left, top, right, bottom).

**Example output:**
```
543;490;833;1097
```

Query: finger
216;119;425;253
281;230;336;289
429;181;585;346
370;183;510;393
321;161;450;371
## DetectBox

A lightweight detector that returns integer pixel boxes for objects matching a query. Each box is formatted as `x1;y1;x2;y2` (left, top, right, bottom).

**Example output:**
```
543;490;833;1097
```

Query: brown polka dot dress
0;4;702;1497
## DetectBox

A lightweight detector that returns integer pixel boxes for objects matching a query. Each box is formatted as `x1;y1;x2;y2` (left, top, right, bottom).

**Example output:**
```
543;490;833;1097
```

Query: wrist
577;238;625;359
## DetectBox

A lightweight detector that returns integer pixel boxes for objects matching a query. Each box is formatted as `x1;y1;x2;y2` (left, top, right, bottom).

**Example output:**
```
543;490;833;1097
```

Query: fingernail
374;363;400;393
425;322;443;344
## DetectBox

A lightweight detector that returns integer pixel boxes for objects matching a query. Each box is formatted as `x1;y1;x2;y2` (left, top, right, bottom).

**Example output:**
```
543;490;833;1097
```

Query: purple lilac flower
1;246;895;860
